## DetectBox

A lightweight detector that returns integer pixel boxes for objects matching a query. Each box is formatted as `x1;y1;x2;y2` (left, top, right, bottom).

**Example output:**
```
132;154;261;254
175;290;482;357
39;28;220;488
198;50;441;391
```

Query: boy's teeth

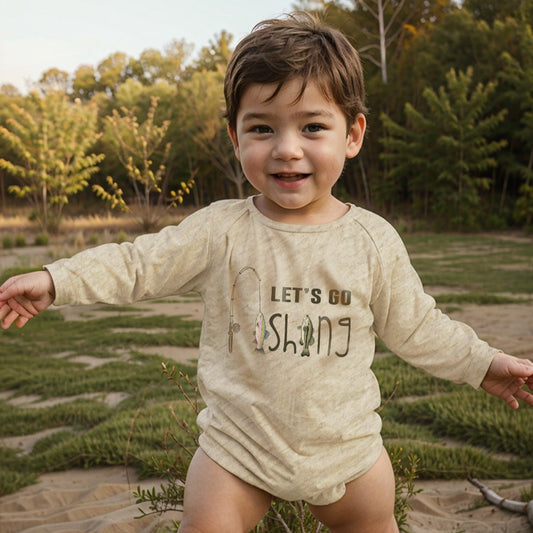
275;174;304;179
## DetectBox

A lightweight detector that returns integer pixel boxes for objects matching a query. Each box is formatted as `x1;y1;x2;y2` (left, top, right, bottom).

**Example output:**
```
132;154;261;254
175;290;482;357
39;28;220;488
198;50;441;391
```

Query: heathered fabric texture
47;197;497;504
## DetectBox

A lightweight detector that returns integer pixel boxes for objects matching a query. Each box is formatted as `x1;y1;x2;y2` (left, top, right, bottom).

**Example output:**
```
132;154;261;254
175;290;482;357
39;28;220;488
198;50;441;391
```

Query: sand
0;467;181;533
1;471;532;533
1;250;532;531
407;478;533;532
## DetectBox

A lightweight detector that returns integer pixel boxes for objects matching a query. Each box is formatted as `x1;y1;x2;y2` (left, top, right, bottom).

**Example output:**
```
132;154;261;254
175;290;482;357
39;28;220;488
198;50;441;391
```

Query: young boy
1;12;532;533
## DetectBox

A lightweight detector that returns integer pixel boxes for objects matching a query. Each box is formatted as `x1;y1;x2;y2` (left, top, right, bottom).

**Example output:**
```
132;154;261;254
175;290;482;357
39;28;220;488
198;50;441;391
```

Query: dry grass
0;208;193;245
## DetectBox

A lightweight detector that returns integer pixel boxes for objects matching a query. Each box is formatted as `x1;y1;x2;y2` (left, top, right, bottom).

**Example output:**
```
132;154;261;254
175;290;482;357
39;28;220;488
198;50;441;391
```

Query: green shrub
2;236;13;249
34;233;49;246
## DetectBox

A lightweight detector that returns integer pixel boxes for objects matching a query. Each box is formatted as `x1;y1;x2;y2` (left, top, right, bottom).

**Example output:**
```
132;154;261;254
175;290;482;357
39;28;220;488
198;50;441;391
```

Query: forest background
1;0;533;234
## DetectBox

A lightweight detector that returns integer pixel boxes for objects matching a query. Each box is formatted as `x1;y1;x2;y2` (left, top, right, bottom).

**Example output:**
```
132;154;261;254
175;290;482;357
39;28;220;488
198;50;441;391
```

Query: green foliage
177;68;245;198
403;232;533;294
2;235;13;249
515;182;533;228
94;96;195;231
520;483;533;502
1;2;533;228
0;92;104;233
390;450;423;533
0;297;201;496
34;232;49;246
462;0;527;25
381;67;507;230
0;447;37;496
390;390;533;456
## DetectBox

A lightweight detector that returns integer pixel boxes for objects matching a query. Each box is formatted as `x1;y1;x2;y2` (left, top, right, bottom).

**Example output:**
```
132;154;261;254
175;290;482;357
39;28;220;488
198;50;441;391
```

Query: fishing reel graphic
227;319;241;353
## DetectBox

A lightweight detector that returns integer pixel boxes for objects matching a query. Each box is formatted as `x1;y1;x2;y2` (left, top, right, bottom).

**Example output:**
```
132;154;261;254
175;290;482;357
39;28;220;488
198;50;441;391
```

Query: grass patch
0;299;200;496
0;230;531;531
434;293;527;305
404;233;533;295
374;356;533;481
388;389;533;456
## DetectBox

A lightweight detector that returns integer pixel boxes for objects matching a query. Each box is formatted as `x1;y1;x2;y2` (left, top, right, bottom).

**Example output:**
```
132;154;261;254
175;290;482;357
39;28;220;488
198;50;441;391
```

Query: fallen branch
468;476;533;526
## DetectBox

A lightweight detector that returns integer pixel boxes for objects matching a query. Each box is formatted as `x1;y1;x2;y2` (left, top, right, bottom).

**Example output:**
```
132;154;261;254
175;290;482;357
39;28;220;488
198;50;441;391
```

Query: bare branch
357;0;378;19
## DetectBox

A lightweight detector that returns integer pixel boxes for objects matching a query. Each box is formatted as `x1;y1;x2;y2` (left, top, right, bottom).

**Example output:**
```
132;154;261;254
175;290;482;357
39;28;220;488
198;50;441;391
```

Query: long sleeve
45;207;212;306
369;222;496;389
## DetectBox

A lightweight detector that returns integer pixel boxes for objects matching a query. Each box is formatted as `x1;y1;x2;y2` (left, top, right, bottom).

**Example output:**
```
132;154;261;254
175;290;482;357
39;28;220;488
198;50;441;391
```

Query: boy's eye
251;125;272;134
304;123;325;133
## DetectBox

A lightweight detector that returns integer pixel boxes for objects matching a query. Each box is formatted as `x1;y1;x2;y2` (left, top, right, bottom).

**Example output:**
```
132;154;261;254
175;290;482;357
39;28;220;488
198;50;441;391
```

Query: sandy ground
0;245;532;531
0;467;182;533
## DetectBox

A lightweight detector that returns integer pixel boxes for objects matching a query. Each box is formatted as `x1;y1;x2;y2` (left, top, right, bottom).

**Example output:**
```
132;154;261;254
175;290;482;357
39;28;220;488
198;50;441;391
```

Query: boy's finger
15;315;30;328
6;297;34;319
516;388;533;407
0;304;10;321
1;309;20;330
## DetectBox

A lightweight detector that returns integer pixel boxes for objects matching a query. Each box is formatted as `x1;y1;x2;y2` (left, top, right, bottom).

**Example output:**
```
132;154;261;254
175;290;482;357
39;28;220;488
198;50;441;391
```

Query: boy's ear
227;124;240;161
345;113;366;159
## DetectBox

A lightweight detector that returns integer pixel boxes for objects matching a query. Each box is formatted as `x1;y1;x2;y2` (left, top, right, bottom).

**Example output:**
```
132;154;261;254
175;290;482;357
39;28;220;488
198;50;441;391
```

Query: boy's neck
253;195;349;225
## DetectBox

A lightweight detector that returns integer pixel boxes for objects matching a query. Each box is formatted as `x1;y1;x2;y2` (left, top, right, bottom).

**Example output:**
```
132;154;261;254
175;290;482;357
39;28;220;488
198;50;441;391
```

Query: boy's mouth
273;173;310;181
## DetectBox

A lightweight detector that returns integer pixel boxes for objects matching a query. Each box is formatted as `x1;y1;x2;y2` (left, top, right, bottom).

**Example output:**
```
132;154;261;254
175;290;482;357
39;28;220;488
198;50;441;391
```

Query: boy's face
228;78;366;224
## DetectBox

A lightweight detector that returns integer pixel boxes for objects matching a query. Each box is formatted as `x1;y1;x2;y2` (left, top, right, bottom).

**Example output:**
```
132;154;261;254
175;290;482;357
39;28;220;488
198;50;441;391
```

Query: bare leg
178;448;272;533
307;447;399;533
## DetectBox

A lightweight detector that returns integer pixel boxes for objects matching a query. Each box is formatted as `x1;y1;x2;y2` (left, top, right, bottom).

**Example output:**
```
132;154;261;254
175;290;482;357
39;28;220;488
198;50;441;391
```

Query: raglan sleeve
45;207;213;307
370;223;497;389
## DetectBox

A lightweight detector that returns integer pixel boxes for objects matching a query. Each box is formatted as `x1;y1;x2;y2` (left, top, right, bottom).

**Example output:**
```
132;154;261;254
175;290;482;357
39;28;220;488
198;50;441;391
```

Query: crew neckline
246;196;355;232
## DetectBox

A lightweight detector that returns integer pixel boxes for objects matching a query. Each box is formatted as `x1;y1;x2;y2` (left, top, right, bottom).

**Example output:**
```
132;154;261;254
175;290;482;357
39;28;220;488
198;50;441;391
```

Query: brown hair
224;11;367;130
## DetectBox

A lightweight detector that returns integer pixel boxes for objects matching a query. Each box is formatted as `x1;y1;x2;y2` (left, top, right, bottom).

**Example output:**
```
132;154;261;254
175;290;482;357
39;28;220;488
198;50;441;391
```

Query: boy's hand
481;352;533;409
0;271;56;329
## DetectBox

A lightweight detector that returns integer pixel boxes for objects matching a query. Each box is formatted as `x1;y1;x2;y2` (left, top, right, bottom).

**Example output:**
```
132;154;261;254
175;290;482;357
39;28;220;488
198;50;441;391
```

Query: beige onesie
47;197;497;505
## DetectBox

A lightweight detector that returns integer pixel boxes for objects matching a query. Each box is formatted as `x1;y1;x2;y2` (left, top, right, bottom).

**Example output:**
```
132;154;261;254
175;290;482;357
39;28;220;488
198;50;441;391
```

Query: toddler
1;12;532;533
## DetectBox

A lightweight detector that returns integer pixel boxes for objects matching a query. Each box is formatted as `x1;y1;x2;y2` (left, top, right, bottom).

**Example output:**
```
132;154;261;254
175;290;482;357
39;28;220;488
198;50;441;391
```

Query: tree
381;67;507;229
72;65;99;101
97;52;129;96
357;0;401;83
94;96;194;231
0;92;104;232
492;20;533;221
127;39;192;85
342;0;456;84
191;31;233;73
512;78;533;226
0;84;21;97
38;68;70;94
179;68;246;199
462;0;525;25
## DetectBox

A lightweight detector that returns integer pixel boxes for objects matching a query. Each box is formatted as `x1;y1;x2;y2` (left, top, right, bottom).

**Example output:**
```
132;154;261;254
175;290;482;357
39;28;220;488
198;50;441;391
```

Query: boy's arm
481;352;533;409
0;271;56;329
371;228;497;389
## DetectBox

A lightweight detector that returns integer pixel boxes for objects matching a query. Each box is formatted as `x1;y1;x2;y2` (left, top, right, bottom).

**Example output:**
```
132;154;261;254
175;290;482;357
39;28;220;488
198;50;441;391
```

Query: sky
0;0;299;93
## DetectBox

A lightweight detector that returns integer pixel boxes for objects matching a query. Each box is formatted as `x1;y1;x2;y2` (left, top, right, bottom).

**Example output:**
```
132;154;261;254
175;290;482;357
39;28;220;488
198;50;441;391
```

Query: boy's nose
272;132;303;160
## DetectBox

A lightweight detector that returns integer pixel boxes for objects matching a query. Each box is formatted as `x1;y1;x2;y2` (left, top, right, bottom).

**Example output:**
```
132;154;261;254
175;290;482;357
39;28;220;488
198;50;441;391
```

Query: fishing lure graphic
228;266;269;353
254;310;269;354
299;314;315;357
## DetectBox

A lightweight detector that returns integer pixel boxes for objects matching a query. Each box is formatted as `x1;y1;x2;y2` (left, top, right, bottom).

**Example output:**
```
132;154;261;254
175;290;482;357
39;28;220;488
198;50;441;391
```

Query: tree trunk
378;0;388;84
358;157;371;206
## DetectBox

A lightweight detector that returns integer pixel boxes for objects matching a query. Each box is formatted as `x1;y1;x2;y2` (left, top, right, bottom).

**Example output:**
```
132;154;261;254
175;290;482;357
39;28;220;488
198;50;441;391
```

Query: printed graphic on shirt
228;266;270;354
299;315;315;357
229;266;353;358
